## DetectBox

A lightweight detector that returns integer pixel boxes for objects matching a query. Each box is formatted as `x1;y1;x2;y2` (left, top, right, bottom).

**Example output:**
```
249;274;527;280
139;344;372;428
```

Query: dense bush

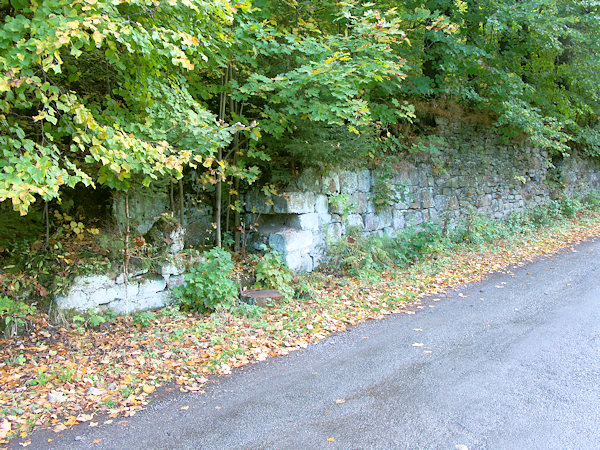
173;247;239;313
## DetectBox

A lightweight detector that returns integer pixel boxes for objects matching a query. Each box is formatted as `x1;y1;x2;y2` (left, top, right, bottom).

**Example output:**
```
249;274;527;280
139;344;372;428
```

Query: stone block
351;192;368;214
284;251;313;273
166;274;186;289
422;190;433;209
357;169;371;192
268;229;313;253
273;192;316;214
364;213;380;232
108;291;171;315
89;284;134;306
245;190;273;214
339;170;359;194
392;210;406;230
315;194;329;215
138;277;167;297
345;213;364;229
296;167;322;192
325;222;343;242
160;261;186;278
377;209;393;229
290;213;320;231
55;290;94;312
321;172;340;194
73;275;111;294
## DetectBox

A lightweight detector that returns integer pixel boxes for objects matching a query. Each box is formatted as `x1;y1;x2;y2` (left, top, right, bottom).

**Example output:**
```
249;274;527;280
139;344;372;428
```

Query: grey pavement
27;237;600;449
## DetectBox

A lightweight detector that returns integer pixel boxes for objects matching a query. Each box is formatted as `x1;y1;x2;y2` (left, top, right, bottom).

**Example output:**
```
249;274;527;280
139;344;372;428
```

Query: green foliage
253;249;294;300
328;223;446;278
173;247;239;312
132;311;156;328
230;302;264;319
328;193;355;218
0;295;35;337
328;192;597;277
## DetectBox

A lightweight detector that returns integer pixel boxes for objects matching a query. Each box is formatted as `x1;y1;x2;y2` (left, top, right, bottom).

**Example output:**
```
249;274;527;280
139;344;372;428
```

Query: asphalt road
28;237;600;449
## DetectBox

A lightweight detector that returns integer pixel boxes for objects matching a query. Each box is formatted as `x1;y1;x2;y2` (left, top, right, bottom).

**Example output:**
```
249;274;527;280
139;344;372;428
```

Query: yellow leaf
142;384;155;394
327;437;335;442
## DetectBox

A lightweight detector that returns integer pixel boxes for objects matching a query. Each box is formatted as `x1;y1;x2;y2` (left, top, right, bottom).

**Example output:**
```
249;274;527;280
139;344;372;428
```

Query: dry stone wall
244;133;600;273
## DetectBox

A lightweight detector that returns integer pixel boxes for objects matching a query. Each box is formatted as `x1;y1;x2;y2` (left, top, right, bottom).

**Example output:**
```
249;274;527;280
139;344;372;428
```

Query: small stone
48;391;66;403
86;387;105;396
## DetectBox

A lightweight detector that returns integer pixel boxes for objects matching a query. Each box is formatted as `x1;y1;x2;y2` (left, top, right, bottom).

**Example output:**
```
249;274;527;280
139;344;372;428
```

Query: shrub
173;247;239;312
253;249;294;300
583;190;600;210
0;296;36;337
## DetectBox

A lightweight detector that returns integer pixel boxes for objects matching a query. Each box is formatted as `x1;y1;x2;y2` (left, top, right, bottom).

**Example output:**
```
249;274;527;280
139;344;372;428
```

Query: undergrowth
327;192;600;279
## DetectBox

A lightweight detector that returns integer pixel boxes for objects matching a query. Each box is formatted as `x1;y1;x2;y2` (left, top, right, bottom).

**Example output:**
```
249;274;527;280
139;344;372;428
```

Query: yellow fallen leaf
412;342;424;347
335;399;346;404
327;437;335;442
142;384;156;394
19;431;28;439
180;406;189;410
92;438;102;444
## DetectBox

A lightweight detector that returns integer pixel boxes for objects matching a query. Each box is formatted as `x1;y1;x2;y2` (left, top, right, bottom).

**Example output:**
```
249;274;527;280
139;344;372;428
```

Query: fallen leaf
103;420;113;425
0;419;11;439
92;438;102;444
327;437;335;442
76;414;93;423
412;343;424;347
19;439;31;447
180;406;190;410
118;421;129;427
413;328;423;332
142;384;156;394
335;399;346;404
53;424;67;433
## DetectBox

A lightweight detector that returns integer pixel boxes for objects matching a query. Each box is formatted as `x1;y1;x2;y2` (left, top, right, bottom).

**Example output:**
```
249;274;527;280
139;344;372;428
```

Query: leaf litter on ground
2;211;600;444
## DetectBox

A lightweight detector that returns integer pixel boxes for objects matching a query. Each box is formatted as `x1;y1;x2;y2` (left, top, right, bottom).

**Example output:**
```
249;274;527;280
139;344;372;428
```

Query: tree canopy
1;0;598;230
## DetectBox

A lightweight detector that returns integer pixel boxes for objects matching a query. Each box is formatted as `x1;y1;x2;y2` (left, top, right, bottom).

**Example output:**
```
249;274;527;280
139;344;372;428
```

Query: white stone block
321;172;340;194
392;210;405;230
73;275;111;294
315;194;329;214
291;213;320;231
89;283;134;306
268;229;313;253
273;192;316;214
55;290;94;312
339;170;359;194
284;251;313;273
138;277;167;296
357;169;371;192
345;214;364;229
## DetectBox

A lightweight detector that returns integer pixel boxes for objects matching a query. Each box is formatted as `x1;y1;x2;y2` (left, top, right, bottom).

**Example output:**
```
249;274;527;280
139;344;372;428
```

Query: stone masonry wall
243;130;600;272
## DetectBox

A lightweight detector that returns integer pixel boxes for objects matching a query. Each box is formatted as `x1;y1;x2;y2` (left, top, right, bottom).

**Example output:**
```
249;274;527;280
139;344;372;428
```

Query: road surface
28;237;600;449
